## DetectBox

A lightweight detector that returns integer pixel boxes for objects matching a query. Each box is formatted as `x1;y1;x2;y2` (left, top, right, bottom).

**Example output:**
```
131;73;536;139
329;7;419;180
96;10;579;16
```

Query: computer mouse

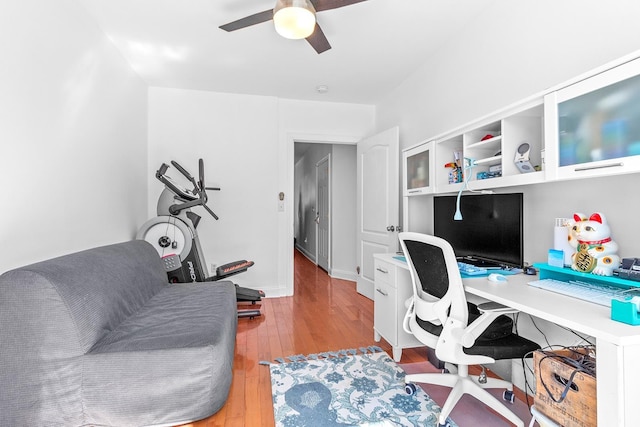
488;273;507;283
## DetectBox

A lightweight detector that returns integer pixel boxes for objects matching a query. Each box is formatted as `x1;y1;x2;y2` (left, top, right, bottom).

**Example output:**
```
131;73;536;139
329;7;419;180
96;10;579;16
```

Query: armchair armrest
460;303;519;348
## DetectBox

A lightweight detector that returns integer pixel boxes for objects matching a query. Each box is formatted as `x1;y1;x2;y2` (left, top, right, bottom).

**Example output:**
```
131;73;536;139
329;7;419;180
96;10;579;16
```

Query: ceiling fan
219;0;368;54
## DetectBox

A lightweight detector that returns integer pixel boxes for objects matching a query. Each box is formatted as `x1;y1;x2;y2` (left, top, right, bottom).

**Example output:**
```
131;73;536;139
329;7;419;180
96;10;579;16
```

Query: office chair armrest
460;303;518;348
402;297;414;335
476;301;519;314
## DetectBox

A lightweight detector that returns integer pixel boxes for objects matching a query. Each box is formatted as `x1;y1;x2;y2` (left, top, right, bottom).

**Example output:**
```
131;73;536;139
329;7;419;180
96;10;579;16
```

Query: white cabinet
433;98;546;194
402;51;640;201
545;56;640;181
373;254;423;362
403;141;435;196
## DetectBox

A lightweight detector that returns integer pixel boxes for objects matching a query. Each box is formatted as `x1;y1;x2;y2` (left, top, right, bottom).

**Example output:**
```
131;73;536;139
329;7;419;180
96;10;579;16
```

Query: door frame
281;132;359;297
315;154;331;272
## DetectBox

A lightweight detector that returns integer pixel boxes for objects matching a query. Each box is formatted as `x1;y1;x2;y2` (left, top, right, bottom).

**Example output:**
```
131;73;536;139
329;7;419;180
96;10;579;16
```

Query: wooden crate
534;348;596;427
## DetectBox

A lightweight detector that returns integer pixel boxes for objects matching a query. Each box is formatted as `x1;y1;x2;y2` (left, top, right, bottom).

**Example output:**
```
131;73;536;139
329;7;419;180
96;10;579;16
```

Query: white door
356;127;400;299
316;155;330;272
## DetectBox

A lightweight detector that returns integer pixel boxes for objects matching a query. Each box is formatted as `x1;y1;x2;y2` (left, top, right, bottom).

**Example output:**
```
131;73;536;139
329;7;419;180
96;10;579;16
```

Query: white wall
377;0;640;148
147;89;280;293
148;89;374;296
375;0;640;393
0;0;148;272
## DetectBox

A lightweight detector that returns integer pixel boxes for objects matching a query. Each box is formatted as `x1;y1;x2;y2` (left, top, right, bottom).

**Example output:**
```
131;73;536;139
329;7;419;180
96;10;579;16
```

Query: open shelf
467;134;502;149
474;155;502;166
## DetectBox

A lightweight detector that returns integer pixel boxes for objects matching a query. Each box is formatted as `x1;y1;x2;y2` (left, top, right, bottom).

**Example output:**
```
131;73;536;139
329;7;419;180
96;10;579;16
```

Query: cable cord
528;315;552;349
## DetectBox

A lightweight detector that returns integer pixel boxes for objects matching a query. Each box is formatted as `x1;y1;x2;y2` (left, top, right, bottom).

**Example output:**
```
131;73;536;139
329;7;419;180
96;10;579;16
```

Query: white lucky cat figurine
570;212;620;276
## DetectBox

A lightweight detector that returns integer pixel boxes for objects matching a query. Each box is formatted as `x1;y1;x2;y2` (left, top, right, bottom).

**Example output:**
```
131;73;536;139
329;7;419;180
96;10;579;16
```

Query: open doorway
293;142;357;281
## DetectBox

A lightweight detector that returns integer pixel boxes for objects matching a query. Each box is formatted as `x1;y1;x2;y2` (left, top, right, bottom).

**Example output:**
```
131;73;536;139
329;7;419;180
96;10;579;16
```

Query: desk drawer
374;280;396;345
374;260;394;288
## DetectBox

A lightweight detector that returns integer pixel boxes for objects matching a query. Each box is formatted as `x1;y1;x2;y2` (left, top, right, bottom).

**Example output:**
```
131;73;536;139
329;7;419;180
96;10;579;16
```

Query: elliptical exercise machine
137;158;263;318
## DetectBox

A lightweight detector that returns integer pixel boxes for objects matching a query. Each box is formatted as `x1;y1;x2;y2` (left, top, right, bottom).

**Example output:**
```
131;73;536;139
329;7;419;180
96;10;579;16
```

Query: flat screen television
433;193;524;268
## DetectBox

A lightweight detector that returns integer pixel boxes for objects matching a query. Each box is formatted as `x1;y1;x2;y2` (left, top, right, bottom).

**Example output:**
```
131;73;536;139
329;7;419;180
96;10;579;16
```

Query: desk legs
596;339;640;426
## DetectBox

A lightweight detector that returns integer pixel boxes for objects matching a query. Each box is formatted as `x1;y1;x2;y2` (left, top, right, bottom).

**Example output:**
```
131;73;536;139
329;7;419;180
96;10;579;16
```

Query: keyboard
527;278;628;307
457;262;487;276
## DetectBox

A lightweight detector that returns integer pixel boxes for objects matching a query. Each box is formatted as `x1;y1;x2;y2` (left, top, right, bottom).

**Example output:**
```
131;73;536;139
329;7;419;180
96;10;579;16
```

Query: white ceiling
79;0;497;104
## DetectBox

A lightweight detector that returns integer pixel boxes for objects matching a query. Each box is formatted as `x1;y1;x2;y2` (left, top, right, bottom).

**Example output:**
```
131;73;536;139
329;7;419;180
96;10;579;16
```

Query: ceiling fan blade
306;24;331;54
311;0;368;13
219;9;274;32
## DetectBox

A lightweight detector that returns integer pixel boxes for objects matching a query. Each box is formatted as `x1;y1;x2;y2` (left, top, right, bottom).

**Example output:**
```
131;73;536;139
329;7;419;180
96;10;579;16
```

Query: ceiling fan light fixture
273;0;316;40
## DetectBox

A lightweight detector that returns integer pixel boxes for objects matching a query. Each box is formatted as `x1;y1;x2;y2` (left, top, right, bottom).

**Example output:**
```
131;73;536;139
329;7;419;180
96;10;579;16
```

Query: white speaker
514;142;535;173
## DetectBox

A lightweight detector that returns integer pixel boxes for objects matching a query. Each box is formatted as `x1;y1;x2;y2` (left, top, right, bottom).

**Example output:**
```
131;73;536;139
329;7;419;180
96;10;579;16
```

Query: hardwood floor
184;250;533;427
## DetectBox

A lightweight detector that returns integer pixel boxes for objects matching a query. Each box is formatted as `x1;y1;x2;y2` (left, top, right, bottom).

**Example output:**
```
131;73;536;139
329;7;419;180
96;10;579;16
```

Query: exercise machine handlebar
157;159;220;220
171;160;197;188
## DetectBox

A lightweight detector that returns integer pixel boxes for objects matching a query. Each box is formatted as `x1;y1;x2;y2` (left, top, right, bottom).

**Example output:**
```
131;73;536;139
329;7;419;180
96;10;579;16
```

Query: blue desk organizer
534;263;640;326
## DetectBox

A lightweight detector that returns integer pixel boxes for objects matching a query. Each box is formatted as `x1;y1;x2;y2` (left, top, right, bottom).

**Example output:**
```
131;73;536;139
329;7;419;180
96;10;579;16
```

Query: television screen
433;193;523;268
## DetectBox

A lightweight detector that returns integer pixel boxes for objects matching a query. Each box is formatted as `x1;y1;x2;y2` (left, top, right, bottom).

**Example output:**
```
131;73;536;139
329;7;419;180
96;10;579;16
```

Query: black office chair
398;232;540;427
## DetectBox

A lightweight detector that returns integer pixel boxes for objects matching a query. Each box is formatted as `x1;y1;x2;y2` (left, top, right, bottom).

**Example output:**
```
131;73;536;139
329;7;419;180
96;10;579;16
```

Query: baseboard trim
295;245;316;264
294;247;357;283
329;268;357;282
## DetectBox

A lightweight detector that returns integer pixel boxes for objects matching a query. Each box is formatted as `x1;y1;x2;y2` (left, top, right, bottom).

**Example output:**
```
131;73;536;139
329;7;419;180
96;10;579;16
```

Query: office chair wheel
404;383;417;395
503;389;515;403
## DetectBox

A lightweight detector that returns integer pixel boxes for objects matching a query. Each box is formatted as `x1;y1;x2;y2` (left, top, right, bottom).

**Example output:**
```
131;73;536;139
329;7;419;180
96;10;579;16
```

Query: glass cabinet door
403;141;434;196
549;57;640;179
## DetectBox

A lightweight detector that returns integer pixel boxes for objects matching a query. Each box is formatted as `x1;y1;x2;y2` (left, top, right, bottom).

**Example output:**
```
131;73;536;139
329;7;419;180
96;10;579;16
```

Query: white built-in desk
373;253;640;427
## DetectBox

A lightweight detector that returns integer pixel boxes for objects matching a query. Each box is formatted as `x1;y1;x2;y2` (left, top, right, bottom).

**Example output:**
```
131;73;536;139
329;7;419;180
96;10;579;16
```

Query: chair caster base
404;383;417;395
503;389;515;404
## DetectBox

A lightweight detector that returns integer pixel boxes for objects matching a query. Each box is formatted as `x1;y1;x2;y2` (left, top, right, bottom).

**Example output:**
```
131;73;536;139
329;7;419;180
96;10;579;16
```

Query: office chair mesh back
404;240;449;299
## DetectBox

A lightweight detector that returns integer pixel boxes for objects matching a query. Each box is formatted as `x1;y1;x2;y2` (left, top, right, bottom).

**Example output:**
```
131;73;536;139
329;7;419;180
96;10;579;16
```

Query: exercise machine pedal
238;309;261;319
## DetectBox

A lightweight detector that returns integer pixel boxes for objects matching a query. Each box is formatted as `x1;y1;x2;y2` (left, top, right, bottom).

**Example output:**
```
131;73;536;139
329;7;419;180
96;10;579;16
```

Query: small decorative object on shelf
570;212;620;276
514;141;536;174
444;152;463;184
444;162;462;183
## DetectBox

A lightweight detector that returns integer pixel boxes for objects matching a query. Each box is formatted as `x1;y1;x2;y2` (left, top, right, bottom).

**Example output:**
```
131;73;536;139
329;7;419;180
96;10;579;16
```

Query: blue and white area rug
268;347;457;427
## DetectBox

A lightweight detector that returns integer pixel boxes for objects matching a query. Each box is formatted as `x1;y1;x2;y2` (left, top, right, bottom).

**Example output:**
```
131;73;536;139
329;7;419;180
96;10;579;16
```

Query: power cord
528;315;552;349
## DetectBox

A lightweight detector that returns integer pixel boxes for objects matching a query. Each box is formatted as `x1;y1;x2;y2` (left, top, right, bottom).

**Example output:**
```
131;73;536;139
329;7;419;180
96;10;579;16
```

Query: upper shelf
467;134;502;149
